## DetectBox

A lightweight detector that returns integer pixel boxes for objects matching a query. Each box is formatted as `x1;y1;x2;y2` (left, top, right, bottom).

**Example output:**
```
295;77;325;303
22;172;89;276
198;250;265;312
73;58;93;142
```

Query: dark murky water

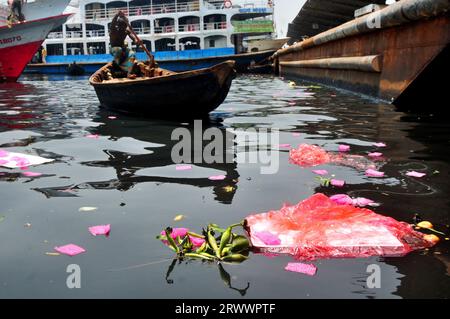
0;74;449;298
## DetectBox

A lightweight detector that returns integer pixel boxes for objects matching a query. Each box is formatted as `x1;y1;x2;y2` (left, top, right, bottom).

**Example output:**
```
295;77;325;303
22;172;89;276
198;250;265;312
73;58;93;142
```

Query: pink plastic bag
289;144;377;170
245;193;435;261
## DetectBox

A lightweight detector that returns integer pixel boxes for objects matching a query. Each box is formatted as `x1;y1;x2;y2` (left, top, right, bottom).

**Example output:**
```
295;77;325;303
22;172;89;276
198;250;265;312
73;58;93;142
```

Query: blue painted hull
24;50;275;75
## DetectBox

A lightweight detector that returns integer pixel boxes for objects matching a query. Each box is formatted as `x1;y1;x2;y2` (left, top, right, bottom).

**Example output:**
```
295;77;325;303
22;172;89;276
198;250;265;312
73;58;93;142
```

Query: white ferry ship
42;0;277;65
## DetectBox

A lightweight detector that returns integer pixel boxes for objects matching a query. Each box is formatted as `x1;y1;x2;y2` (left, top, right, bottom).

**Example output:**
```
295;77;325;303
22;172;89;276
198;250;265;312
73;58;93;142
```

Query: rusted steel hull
275;0;450;108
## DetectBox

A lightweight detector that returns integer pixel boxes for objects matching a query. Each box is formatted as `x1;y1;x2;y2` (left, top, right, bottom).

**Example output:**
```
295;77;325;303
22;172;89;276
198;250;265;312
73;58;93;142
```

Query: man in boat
109;11;142;79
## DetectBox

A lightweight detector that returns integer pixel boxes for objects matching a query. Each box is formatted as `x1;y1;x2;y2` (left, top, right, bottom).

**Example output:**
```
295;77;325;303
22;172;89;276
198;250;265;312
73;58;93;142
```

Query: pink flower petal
54;244;86;256
86;134;99;139
0;149;8;157
292;133;301;137
0;159;8;165
189;236;206;247
285;262;317;276
160;228;189;239
176;165;192;171
88;224;111;236
353;197;375;207
208;175;226;181
312;169;328;176
373;142;387;148
279;144;291;148
108;116;117;120
330;194;353;205
366;169;385;178
330;179;345;187
254;231;281;246
22;171;42;177
406;171;426;178
338;145;350;152
288;102;296;106
368;152;383;158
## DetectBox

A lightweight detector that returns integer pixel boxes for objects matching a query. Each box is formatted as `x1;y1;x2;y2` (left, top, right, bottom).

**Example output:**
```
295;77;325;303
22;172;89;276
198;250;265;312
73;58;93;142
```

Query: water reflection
1;75;449;298
165;259;250;296
33;112;241;204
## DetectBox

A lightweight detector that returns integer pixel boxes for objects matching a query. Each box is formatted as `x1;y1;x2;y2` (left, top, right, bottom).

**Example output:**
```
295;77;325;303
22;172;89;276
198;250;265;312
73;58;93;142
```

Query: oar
125;19;155;66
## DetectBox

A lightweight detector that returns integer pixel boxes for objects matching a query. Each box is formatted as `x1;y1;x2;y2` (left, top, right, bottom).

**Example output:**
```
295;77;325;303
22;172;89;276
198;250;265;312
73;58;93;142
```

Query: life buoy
224;0;232;9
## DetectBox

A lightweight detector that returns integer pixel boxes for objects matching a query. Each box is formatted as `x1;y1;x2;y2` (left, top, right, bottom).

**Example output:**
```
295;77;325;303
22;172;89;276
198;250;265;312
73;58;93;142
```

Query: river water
0;74;449;298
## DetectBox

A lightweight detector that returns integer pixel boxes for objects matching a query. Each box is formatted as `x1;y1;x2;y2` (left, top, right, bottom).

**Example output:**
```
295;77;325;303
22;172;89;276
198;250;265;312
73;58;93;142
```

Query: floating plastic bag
245;193;435;261
289;144;377;170
0;149;54;169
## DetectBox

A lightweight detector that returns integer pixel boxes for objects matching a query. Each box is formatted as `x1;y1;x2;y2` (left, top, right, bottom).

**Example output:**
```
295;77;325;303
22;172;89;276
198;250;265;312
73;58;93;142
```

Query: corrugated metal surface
287;0;386;42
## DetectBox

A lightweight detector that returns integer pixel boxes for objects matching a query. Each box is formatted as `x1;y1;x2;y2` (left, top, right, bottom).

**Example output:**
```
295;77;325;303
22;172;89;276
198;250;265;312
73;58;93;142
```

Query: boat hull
89;61;236;117
0;14;70;82
25;50;275;75
274;0;450;108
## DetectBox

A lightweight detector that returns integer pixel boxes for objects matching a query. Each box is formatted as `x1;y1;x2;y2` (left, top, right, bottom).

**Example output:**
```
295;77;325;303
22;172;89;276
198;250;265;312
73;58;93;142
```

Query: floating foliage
157;222;250;263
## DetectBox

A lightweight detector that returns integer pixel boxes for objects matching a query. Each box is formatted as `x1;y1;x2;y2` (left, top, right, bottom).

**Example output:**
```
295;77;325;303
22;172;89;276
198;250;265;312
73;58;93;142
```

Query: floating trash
338;145;350;152
245;193;435;260
368;152;383;158
330;194;377;207
373;142;387;148
88;224;111;236
22;171;42;177
406;171;426;178
289;144;377;170
0;150;54;169
54;244;86;256
176;165;192;171
208;175;226;181
366;169;385;178
285;262;317;276
79;207;98;212
173;214;186;222
330;179;345;187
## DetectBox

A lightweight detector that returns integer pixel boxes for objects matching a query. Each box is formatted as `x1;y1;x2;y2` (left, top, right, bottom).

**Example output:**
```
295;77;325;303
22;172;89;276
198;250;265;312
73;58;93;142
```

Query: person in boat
109;11;141;79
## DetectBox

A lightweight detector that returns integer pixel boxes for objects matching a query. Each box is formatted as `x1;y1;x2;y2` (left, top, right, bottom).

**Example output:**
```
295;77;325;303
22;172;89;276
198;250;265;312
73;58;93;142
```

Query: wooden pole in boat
125;20;155;66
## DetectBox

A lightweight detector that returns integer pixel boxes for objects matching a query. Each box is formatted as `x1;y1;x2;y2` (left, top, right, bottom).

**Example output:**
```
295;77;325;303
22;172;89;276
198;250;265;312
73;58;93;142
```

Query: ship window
209;40;215;48
46;44;64;56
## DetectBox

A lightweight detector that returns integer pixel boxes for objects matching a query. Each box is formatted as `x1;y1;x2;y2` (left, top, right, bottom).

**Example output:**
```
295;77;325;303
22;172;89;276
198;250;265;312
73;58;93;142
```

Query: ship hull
0;15;70;82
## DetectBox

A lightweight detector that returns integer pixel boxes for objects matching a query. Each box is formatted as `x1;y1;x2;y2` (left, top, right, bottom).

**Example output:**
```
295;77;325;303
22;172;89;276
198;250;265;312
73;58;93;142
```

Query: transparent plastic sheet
245;194;435;261
289;144;377;170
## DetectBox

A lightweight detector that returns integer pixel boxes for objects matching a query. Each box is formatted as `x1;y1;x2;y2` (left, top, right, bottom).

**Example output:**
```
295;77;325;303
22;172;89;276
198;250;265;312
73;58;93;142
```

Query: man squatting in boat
108;11;160;79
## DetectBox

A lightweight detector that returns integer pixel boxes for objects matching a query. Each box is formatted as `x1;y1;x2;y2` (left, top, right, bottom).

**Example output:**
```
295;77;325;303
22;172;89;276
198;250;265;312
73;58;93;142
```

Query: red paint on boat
0;40;42;82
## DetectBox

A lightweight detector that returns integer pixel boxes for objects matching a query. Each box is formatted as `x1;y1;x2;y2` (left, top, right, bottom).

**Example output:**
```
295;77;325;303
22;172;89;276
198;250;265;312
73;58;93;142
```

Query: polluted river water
0;74;449;298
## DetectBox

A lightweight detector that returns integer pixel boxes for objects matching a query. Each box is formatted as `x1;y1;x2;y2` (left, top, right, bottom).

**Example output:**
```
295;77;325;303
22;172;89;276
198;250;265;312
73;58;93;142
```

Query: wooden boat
89;60;236;117
67;63;85;76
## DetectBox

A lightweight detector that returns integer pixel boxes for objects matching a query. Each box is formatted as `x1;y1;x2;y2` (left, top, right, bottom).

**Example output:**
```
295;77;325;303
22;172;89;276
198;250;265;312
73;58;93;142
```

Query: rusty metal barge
273;0;450;109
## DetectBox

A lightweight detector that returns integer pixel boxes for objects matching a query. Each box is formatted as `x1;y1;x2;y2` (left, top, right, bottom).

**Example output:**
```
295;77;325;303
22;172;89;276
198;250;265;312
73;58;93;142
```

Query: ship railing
134;27;152;35
203;0;272;9
154;25;176;34
86;30;106;38
178;23;201;32
66;31;84;38
203;22;227;31
47;32;64;39
85;1;200;21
